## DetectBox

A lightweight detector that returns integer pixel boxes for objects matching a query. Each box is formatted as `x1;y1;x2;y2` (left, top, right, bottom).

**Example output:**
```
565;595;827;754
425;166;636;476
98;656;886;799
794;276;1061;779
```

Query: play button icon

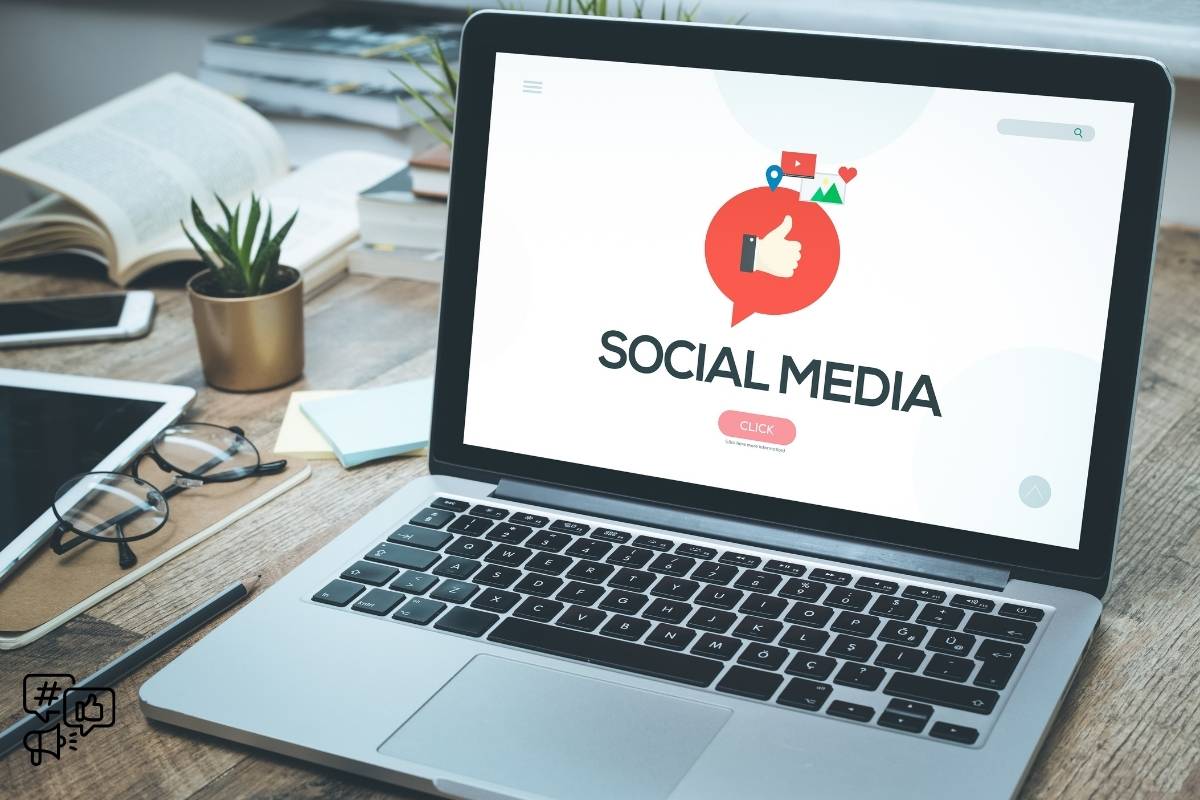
780;151;816;178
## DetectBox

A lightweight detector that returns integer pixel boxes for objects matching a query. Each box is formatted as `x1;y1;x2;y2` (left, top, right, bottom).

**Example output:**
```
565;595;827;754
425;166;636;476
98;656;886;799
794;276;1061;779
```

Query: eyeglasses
50;423;286;569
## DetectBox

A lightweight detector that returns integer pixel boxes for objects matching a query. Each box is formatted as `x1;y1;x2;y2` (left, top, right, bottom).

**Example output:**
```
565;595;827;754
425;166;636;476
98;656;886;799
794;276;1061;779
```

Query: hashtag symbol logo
33;680;61;706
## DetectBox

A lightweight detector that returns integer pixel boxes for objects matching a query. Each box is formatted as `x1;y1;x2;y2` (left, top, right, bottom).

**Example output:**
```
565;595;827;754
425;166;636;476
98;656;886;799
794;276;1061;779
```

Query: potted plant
180;195;302;392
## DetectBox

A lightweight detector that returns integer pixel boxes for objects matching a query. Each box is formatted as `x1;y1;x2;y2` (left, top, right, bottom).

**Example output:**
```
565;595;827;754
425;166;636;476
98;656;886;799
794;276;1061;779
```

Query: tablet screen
0;385;164;547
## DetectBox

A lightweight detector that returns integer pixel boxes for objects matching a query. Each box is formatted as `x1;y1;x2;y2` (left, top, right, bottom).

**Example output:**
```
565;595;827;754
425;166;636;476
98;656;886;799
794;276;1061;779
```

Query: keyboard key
469;504;509;520
446;537;492;559
471;588;521;613
566;560;615;584
565;538;613;561
645;623;696;651
717;666;784;700
780;578;827;602
431;579;479;603
927;629;976;656
826;634;877;662
733;617;782;643
777;678;833;711
691;561;739;585
526;553;573;575
695;585;744;610
609;568;656;591
556;604;607;632
809;568;851;585
924;654;974;682
313;579;364;607
884;672;999;714
878;699;933;733
869;595;918;620
433;556;481;580
410;508;455;529
393;597;446;624
556;581;605;606
340;561;397;586
734;570;782;593
823;587;871;612
431;497;470;512
676;543;717;559
512;596;563;623
549;519;590;535
633;535;672;551
591;527;632;543
365;542;439;571
600;614;651;641
916;604;966;630
687;608;736;633
644;598;693;624
963;612;1037;644
785;652;837;681
740;593;788;619
510;512;549;527
902;586;947;603
950;594;996;613
606;545;655;569
827;700;874;722
763;559;805;577
486;523;533;544
834;662;886;691
974;639;1025;690
600;589;650;614
388;525;451;550
390;570;438;594
831;611;880;637
514;573;563;597
785;602;834;628
436;606;500;637
484;545;532;568
929;721;980;745
526;531;572;552
448;515;493;536
875;644;925;672
878;620;928;647
999;603;1044;622
651;577;700;601
719;552;761;569
855;577;898;594
691;633;741;661
737;644;788;671
779;626;830;652
475;565;521;588
489;618;721;687
649;553;696;577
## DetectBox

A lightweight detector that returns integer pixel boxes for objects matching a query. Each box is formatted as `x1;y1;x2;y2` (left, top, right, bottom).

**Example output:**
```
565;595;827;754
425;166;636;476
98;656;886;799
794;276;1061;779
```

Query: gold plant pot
186;267;304;392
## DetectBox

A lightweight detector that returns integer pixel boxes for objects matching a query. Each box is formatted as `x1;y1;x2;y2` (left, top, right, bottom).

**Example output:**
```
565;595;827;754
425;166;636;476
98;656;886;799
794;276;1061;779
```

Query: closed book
348;242;443;283
410;143;452;199
357;167;448;247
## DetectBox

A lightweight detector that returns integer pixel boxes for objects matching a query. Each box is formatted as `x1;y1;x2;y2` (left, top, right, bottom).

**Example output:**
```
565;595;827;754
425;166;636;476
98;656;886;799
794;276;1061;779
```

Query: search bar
997;119;1095;142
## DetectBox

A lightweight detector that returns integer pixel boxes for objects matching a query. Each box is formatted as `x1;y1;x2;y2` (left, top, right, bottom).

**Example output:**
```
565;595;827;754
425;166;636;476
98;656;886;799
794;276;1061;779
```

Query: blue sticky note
300;377;433;468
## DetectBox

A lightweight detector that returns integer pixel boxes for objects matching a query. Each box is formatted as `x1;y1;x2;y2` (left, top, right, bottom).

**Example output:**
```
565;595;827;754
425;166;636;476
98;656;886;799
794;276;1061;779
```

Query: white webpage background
464;53;1134;549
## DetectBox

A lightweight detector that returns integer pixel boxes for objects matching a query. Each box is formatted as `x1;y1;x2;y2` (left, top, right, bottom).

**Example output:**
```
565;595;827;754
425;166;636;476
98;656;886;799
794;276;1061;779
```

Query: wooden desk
2;230;1200;798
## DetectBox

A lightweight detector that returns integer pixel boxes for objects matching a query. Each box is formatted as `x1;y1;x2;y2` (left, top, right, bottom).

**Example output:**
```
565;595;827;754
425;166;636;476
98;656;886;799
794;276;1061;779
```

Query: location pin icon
765;164;783;191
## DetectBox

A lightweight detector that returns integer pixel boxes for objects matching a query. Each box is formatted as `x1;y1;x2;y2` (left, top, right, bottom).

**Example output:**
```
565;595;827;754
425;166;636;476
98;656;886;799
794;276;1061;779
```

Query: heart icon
838;166;858;184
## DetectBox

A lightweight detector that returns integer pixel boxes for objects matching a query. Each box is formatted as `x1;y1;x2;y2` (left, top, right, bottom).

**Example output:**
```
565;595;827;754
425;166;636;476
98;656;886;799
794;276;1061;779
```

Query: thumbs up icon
740;215;802;278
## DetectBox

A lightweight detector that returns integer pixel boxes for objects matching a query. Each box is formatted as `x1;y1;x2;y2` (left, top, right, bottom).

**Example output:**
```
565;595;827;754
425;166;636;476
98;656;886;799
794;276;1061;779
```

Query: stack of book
197;5;462;132
349;143;450;282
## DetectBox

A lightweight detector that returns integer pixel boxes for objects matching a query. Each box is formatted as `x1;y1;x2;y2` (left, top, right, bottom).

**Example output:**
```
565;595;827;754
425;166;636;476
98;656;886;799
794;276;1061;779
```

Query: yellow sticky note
274;391;353;459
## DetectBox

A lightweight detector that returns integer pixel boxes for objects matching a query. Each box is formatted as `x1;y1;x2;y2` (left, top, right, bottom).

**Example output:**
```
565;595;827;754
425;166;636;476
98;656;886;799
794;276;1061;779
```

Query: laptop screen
463;52;1135;551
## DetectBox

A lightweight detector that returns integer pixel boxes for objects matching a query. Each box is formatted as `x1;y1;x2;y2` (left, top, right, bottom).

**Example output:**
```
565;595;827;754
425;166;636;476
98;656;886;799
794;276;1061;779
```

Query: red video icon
780;151;816;178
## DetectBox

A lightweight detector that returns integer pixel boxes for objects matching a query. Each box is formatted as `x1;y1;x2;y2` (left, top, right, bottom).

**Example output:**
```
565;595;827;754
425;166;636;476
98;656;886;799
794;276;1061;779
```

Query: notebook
274;390;352;459
300;378;433;468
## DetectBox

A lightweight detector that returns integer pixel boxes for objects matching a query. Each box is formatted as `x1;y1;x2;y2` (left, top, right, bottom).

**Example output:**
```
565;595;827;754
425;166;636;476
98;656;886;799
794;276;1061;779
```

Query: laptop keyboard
311;496;1051;748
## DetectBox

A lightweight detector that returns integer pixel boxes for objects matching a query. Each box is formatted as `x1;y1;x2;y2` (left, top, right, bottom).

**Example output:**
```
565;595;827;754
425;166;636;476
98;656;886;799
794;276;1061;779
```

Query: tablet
0;368;194;584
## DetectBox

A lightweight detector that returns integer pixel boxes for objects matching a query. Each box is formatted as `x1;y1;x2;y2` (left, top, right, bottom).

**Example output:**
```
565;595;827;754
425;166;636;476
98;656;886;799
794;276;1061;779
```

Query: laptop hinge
493;479;1010;590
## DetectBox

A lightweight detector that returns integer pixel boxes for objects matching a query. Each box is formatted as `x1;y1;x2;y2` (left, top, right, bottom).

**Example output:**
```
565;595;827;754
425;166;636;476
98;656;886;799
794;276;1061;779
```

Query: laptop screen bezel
430;11;1172;588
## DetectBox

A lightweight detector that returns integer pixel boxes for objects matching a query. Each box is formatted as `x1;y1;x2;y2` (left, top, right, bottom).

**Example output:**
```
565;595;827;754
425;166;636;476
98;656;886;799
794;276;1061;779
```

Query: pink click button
718;410;796;446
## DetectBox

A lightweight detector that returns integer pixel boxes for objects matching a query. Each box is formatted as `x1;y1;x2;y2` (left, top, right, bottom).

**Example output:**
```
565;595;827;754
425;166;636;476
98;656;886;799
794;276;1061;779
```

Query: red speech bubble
705;187;840;325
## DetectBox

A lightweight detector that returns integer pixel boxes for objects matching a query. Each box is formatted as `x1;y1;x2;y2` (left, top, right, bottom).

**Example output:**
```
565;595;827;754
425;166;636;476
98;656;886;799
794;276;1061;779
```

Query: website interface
464;53;1135;549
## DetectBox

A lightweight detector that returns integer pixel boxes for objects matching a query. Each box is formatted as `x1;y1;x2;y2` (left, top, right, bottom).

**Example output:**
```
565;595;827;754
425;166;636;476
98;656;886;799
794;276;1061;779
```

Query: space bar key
488;617;722;687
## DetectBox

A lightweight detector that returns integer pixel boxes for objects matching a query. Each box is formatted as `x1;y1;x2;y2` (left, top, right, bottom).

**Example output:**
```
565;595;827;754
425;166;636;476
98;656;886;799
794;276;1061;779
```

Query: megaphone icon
23;723;77;766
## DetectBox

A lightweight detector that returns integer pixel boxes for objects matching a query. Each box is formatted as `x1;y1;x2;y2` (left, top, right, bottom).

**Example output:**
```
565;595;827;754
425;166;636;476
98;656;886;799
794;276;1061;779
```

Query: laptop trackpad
379;654;731;800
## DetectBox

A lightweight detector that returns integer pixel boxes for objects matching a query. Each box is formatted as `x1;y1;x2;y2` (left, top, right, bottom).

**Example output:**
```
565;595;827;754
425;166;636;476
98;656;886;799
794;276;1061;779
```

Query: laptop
141;12;1172;800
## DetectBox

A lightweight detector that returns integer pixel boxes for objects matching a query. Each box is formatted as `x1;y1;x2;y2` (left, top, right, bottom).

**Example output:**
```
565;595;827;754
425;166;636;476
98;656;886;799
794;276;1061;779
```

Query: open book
0;74;403;289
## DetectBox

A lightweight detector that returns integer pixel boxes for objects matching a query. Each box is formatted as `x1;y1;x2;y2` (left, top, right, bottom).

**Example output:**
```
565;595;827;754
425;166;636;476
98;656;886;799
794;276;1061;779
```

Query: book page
0;74;288;274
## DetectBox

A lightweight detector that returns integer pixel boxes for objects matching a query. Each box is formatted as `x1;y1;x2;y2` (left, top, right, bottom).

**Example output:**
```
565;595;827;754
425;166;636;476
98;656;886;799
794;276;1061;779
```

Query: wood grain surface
1;230;1199;799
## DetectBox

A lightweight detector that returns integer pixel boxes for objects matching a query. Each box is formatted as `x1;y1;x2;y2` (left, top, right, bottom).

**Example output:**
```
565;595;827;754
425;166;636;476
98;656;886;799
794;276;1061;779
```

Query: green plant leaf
240;194;261;264
179;222;219;272
191;200;245;287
